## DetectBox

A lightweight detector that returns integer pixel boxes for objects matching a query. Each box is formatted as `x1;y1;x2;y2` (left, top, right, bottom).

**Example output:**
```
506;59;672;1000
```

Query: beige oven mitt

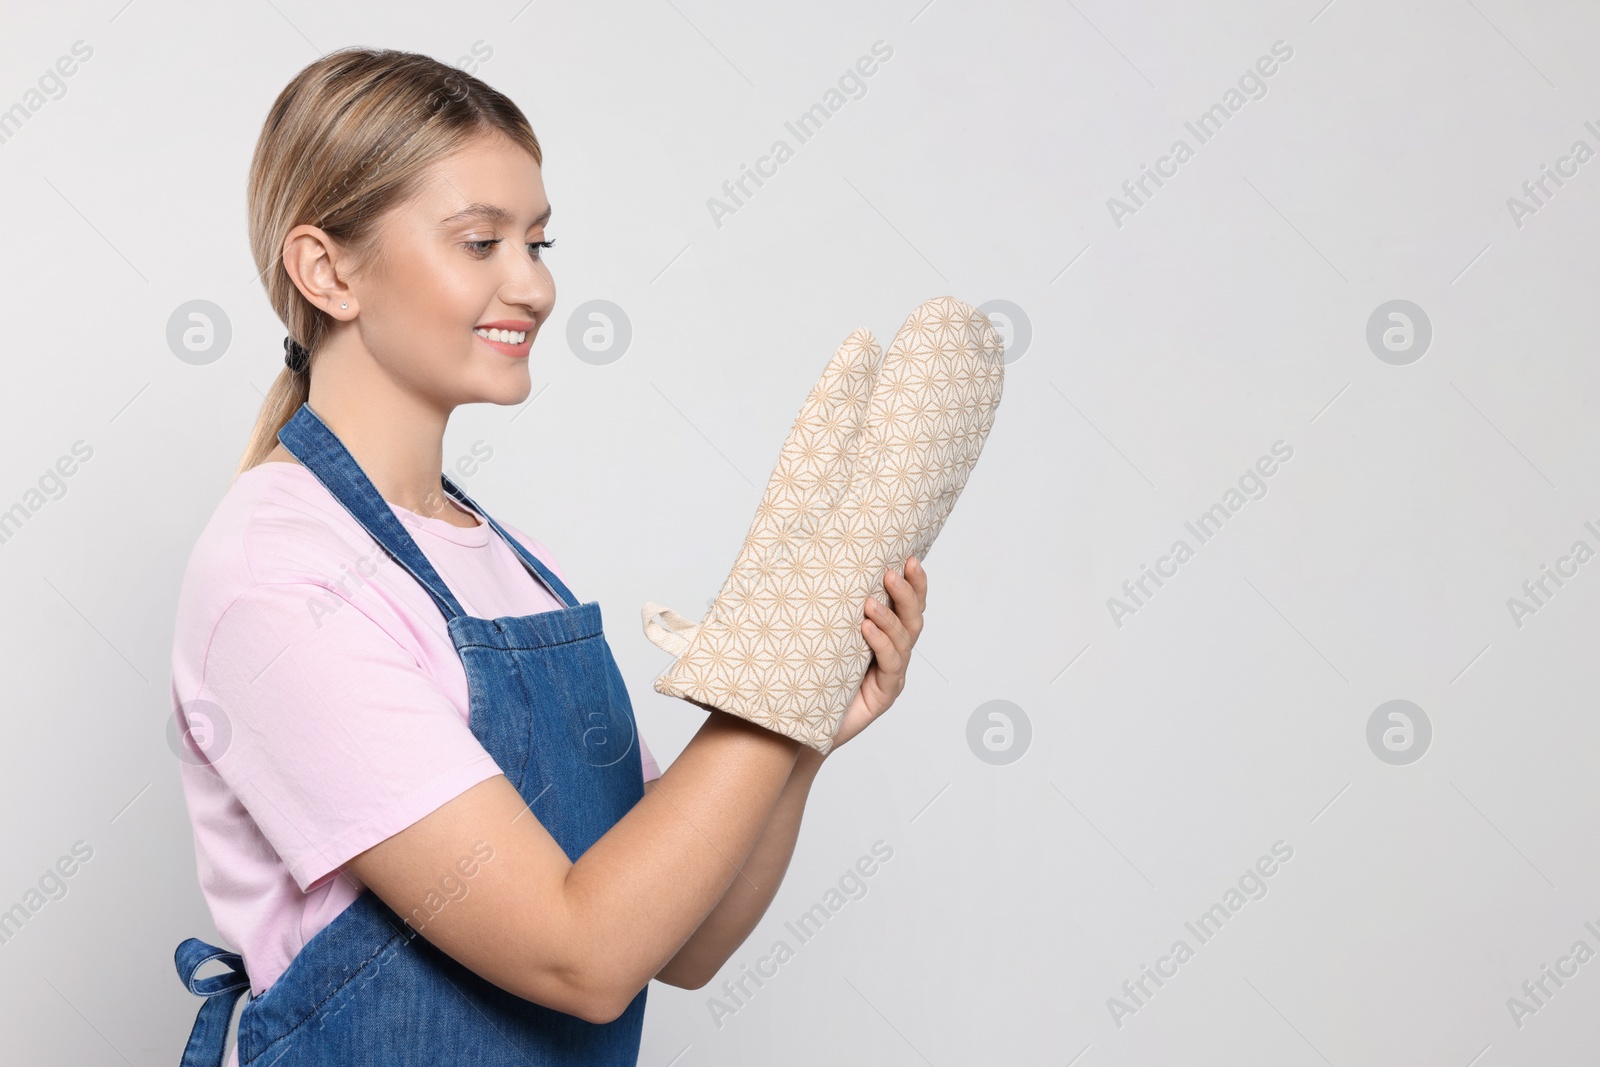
641;295;1006;753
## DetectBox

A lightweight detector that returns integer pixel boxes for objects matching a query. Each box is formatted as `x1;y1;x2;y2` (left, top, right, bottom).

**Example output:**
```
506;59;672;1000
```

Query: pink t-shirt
171;460;661;1016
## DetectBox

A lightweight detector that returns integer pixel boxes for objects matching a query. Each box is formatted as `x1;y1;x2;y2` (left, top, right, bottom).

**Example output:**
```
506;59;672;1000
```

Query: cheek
372;266;489;365
413;267;482;337
373;241;482;331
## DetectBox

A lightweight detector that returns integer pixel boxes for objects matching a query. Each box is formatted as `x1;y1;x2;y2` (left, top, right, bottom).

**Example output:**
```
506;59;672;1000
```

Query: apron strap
173;937;250;1067
439;474;580;609
277;403;469;621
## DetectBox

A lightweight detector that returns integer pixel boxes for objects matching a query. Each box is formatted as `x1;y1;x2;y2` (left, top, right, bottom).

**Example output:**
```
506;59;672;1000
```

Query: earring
340;303;348;309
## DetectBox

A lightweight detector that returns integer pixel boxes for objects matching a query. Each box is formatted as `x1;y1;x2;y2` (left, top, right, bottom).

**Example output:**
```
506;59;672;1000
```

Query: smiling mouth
474;327;527;344
472;326;533;359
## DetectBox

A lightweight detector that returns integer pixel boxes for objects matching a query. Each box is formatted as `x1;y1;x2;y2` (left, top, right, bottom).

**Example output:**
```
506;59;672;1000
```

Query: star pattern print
641;295;1007;753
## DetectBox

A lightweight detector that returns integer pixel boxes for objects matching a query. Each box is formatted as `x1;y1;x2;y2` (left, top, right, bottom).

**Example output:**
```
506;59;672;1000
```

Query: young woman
169;48;927;1066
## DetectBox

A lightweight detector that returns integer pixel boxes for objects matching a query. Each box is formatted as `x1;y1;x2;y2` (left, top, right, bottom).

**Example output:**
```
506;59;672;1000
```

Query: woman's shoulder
176;461;377;619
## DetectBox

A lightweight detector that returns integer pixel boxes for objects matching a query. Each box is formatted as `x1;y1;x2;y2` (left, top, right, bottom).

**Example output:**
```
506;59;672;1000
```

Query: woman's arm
649;557;926;988
649;746;824;989
344;709;802;1023
342;559;925;1024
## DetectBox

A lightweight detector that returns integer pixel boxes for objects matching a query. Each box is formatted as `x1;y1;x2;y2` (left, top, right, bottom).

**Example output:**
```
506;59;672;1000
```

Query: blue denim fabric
173;401;647;1065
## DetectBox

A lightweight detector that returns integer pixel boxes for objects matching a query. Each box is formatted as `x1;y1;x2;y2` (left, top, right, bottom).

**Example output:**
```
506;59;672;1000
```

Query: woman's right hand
827;556;927;753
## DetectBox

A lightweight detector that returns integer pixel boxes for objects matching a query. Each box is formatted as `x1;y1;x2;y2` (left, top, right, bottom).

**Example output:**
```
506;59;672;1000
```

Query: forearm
562;709;802;1007
656;746;824;987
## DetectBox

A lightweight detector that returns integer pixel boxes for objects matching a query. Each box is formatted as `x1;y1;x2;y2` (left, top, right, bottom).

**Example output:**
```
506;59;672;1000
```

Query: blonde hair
236;47;542;475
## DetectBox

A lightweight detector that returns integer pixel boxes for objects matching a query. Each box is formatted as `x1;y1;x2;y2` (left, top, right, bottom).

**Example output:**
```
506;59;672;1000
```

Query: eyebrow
439;202;552;228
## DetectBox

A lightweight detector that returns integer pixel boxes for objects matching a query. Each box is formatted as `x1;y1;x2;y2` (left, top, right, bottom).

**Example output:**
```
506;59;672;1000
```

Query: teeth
475;328;526;343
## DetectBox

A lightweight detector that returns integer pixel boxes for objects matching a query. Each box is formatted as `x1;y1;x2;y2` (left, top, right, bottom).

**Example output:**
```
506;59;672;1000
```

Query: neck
304;334;461;522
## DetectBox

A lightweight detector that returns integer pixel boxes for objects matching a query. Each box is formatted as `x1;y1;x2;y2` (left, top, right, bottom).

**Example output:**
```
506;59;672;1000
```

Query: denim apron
173;401;648;1065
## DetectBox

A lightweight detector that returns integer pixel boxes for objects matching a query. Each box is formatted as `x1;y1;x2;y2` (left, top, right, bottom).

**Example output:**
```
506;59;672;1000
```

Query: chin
481;367;534;407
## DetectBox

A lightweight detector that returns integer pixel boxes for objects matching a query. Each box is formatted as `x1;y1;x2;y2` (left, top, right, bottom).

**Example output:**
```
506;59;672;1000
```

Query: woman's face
352;132;555;408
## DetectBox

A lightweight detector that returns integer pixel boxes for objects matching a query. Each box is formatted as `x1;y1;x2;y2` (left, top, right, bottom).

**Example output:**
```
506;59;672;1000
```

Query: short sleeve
197;582;503;893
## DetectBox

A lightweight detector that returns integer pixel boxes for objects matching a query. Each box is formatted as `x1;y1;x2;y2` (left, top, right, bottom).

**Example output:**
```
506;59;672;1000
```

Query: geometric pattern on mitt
641;294;1007;753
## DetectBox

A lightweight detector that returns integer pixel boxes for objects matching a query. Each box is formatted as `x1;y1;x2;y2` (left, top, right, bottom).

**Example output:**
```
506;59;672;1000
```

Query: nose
502;248;556;323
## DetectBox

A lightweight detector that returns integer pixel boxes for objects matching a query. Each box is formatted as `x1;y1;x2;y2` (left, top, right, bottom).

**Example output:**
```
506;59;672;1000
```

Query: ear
281;224;358;321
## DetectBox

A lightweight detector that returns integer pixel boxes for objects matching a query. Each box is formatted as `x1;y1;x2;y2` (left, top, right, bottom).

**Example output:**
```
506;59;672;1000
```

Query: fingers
860;557;924;706
902;555;928;615
884;559;926;639
862;594;904;642
861;607;906;676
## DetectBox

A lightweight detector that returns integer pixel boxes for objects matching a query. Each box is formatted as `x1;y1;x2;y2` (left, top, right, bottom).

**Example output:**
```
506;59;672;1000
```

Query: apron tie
174;937;250;1067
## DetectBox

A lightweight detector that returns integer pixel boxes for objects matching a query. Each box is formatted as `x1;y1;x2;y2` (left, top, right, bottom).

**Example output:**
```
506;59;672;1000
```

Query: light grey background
1;0;1596;1063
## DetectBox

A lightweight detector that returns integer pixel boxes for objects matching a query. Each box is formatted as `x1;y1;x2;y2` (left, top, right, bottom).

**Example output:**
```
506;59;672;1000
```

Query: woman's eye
464;238;556;260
